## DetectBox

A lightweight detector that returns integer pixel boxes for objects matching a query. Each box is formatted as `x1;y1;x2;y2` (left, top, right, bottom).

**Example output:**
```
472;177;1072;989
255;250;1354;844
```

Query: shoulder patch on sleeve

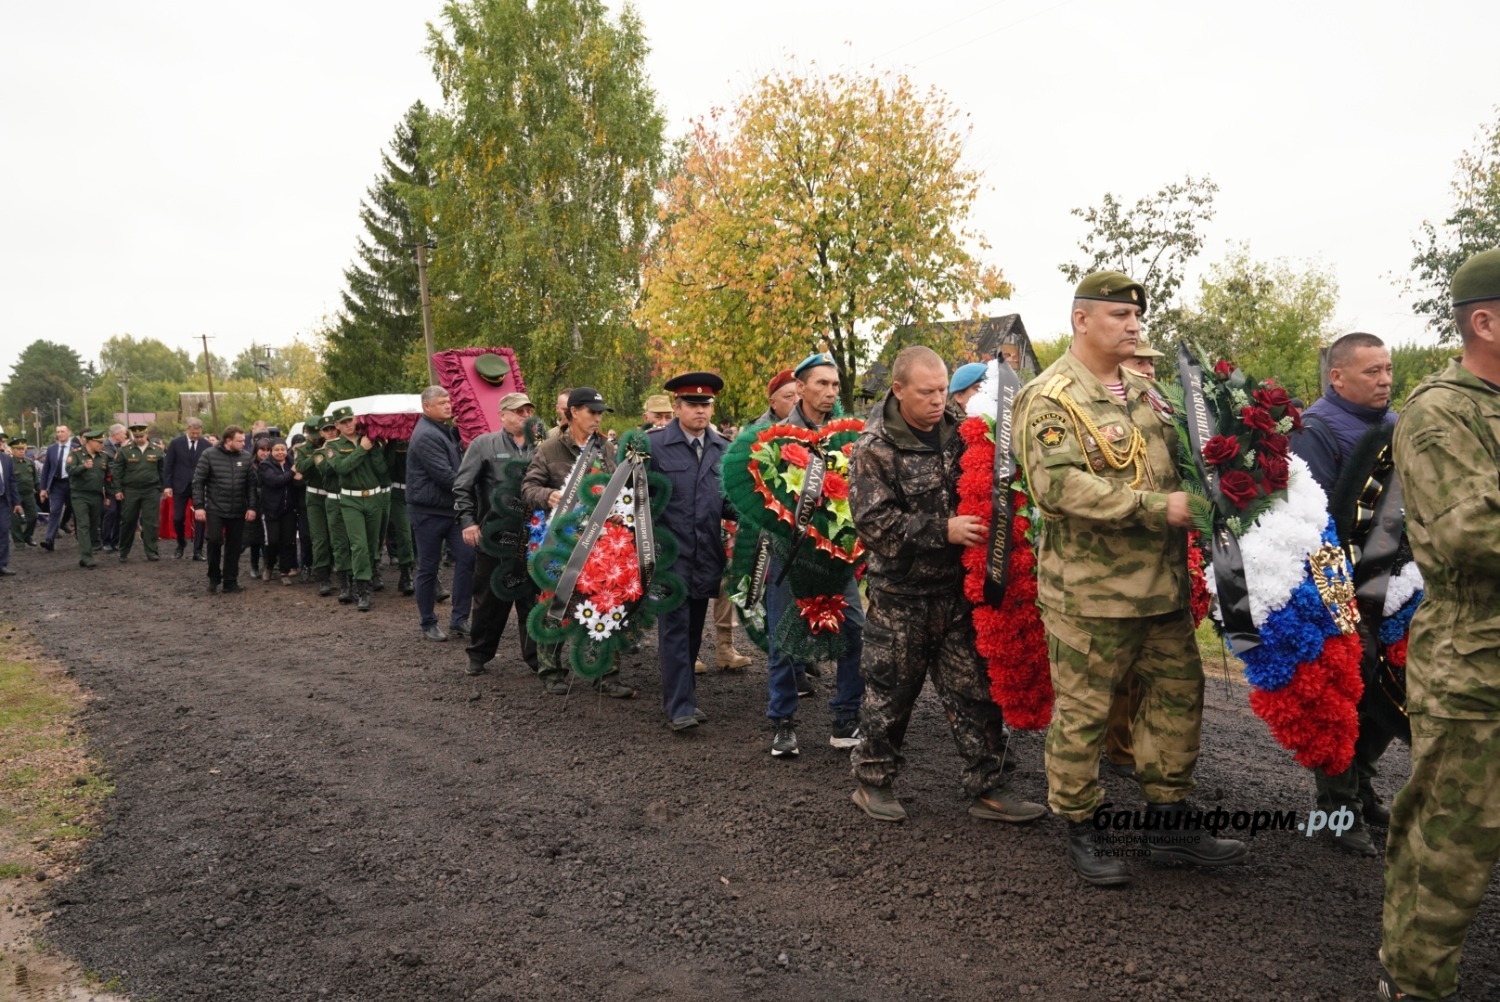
1030;410;1070;449
1408;426;1449;452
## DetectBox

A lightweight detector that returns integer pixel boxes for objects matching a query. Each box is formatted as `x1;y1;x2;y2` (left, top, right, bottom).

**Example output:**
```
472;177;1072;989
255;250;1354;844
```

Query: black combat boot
1143;802;1250;867
317;567;335;597
337;572;354;604
356;580;372;612
1066;821;1130;886
371;565;386;592
398;564;414;595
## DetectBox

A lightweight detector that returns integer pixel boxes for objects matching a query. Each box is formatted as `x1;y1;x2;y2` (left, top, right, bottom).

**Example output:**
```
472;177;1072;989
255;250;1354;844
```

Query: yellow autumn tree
636;67;1010;419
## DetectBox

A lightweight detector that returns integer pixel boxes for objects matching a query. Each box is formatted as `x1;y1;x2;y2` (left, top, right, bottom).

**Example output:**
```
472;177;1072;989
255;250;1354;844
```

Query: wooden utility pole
414;239;439;384
199;333;219;429
119;368;130;426
81;385;91;429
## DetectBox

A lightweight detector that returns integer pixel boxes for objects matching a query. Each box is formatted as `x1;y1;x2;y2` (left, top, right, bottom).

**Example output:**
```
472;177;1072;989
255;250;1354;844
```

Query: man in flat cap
1015;271;1246;886
1380;249;1500;1001
66;430;109;568
8;438;38;549
650;372;733;730
454;391;542;676
110;423;165;562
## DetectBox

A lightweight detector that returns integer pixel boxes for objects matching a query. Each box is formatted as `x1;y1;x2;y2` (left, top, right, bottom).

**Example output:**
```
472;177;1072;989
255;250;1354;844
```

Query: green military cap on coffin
328;406;355;423
1452;249;1500;307
473;353;510;385
1075;270;1148;314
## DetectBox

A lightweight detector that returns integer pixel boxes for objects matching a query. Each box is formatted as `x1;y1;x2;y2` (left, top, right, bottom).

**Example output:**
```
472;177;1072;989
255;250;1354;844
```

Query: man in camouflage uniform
109;423;165;561
9;439;38;547
66;430;108;569
1015;271;1246;886
1379;249;1500;1001
848;347;1046;824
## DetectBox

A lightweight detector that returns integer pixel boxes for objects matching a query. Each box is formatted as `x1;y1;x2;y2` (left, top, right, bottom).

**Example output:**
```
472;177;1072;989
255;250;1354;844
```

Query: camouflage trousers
850;587;1012;798
1040;608;1203;821
1381;713;1500;999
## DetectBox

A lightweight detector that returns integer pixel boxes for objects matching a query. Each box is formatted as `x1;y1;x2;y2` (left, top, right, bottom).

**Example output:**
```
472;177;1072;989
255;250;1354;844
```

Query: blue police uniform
650;413;732;727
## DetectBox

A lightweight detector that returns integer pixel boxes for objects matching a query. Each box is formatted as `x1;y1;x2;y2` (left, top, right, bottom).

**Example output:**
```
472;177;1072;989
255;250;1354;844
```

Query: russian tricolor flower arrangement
1171;351;1363;773
722;418;865;665
527;430;685;678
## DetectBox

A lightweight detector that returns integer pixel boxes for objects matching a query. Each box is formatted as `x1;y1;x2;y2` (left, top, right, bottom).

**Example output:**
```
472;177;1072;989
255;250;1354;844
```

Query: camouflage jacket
1013;348;1187;618
1392;360;1500;719
850;390;965;596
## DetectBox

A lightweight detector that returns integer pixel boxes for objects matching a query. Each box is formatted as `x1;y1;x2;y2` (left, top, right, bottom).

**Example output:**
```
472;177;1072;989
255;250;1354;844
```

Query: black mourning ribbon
1177;345;1259;655
546;439;655;628
1354;456;1404;615
983;362;1023;607
775;446;827;586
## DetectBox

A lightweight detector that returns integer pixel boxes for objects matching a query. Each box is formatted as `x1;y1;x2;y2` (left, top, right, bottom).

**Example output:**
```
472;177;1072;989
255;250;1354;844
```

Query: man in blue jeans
765;352;864;758
407;386;475;642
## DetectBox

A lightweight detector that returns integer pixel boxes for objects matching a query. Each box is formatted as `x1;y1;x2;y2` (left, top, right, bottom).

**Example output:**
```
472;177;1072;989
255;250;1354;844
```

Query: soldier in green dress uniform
9;439;38;546
67;430;108;568
109;423;165;561
384;437;416;594
294;416;335;595
316;415;354;602
325;405;385;611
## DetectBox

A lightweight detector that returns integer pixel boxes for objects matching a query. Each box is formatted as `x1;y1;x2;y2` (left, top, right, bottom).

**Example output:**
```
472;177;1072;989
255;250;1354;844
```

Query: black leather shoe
40;540;54;551
434;584;451;603
1067;821;1131;886
398;566;414;595
338;573;354;604
146;553;159;562
1143;802;1250;867
449;620;470;639
118;554;129;563
175;544;185;559
423;625;449;642
1322;817;1379;857
464;659;487;676
222;583;245;594
0;568;16;576
192;552;206;562
356;582;372;612
1361;788;1391;829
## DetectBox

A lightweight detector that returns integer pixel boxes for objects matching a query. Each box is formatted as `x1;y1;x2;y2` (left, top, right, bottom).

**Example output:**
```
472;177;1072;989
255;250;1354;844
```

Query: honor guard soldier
325;406;385;611
109;423;165;562
651;372;733;730
9;439;38;548
67;430;108;568
1016;272;1246;886
1379;249;1500;1002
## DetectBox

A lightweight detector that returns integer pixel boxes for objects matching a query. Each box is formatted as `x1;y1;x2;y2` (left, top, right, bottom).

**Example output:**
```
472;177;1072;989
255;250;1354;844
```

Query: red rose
1258;452;1290;492
1241;406;1277;433
1213;360;1234;379
1202;434;1241;466
1259;432;1290;457
1219;470;1261;508
823;471;850;500
780;442;811;468
1253;386;1291;410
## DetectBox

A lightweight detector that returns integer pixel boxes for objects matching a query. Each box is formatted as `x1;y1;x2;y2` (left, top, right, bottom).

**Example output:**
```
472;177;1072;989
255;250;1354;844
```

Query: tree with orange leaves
636;67;1010;420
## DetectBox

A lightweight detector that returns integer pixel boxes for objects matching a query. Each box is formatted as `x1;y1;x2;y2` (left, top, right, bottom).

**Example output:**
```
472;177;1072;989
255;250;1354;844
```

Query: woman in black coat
256;441;299;584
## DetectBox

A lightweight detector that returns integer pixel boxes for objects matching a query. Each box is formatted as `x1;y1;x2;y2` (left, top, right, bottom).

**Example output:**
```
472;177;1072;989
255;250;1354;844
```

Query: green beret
473;353;510;385
329;406;355;423
1452;249;1500;307
1075;271;1148;314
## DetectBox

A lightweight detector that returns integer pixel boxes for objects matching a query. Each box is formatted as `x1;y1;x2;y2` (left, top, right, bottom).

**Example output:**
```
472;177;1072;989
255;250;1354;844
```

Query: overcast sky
3;0;1494;392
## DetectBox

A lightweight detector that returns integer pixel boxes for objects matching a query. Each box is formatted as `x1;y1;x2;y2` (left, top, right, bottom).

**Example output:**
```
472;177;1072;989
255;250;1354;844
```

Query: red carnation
1219;470;1262;508
781;442;811;468
1241;406;1277;433
1258;451;1290;492
1202;434;1241;466
1254;386;1291;410
1213;360;1234;379
823;471;850;500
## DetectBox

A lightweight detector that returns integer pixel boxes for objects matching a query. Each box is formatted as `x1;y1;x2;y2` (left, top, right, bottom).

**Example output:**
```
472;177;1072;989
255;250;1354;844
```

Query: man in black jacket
163;417;210;560
191;426;260;594
408;387;474;640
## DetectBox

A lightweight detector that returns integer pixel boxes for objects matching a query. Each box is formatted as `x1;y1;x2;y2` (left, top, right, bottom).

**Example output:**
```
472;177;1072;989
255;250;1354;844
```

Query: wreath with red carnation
955;415;1052;730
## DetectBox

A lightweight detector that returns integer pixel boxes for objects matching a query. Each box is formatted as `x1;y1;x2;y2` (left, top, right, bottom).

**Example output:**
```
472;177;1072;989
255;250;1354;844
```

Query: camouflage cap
1075;271;1148;314
498;392;533;412
329;406;355;423
643;394;672;413
1452;248;1500;307
1133;342;1166;359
